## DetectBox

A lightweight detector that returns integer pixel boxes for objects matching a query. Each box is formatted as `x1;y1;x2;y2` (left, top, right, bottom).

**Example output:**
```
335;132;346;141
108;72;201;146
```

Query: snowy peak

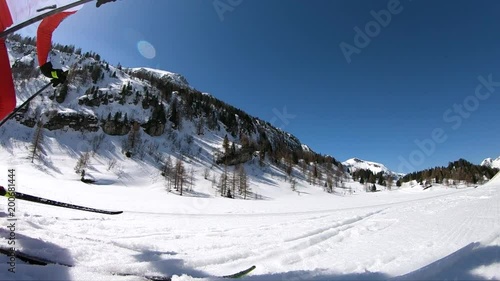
342;158;393;175
481;156;500;169
128;67;190;88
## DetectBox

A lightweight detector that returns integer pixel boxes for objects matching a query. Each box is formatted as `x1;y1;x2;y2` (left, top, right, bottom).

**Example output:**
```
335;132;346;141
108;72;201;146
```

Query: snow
1;39;499;281
342;158;395;175
481;157;500;169
0;141;499;281
128;67;190;88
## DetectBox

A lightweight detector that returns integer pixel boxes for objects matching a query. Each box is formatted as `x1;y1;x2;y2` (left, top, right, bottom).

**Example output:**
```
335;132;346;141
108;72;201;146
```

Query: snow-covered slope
1;158;499;281
128;67;191;89
343;158;395;175
481;156;500;169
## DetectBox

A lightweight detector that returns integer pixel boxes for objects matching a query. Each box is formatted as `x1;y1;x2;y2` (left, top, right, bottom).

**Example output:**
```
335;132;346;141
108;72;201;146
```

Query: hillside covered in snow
2;35;350;198
342;158;395;175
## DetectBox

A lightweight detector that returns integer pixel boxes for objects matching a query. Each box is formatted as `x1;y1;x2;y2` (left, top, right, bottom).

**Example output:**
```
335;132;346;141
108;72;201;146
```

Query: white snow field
1;38;499;280
0;155;499;281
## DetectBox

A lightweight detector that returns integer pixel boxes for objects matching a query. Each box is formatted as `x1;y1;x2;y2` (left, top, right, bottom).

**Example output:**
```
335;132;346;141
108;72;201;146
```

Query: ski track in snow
1;180;499;281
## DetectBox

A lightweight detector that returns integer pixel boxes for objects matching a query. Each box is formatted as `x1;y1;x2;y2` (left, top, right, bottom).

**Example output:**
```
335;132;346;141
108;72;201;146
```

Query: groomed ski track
0;174;499;281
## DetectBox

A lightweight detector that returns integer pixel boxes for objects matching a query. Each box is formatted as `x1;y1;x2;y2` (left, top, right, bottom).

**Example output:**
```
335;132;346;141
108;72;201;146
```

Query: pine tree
231;142;236;156
91;65;102;84
168;99;180;128
223;135;230;156
196;117;205;135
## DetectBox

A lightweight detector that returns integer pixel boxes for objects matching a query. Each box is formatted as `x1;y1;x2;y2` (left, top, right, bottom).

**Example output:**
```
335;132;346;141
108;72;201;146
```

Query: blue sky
20;0;500;173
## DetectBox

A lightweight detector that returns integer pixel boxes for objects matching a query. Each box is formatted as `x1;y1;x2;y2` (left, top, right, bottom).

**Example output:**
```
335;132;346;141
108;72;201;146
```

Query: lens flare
137;40;156;59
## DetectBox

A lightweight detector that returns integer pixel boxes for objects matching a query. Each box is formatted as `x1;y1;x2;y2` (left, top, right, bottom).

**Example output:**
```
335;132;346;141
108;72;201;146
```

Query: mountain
481;157;500;169
400;158;499;185
342;158;395;175
3;34;345;196
129;67;191;89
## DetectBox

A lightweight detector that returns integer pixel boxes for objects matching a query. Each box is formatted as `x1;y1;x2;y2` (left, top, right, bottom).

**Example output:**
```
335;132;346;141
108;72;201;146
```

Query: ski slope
0;164;499;280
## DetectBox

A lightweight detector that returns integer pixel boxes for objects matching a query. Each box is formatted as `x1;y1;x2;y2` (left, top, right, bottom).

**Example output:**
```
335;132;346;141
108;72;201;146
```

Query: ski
0;247;255;280
0;247;68;266
0;247;165;280
0;186;123;215
115;265;255;280
222;265;257;278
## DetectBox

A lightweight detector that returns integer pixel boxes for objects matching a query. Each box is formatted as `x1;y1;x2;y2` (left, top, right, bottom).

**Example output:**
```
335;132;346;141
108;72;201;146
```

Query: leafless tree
231;167;238;198
126;121;141;155
30;121;45;163
204;167;210;180
107;159;117;171
219;166;229;197
174;159;186;195
163;156;173;191
189;166;195;191
238;165;250;199
74;152;91;174
325;172;333;193
290;176;297;192
386;175;394;191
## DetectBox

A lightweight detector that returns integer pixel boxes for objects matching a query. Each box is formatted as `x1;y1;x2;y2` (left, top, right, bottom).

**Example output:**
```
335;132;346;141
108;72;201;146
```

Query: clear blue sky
20;0;500;173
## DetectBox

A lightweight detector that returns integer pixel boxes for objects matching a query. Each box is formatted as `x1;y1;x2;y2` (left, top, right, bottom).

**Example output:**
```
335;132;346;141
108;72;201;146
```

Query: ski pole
0;0;94;39
0;82;52;128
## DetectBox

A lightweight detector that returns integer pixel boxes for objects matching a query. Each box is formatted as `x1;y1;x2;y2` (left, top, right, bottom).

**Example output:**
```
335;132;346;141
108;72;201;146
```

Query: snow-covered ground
1;38;499;281
0;151;499;280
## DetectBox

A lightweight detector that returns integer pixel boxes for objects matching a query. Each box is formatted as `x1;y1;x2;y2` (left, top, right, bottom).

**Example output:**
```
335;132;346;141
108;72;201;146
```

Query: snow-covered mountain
2;35;345;197
481;156;500;169
129;67;191;89
342;158;395;175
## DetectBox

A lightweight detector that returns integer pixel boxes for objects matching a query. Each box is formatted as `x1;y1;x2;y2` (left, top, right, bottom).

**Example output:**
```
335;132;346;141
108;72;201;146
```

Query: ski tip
222;265;257;279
